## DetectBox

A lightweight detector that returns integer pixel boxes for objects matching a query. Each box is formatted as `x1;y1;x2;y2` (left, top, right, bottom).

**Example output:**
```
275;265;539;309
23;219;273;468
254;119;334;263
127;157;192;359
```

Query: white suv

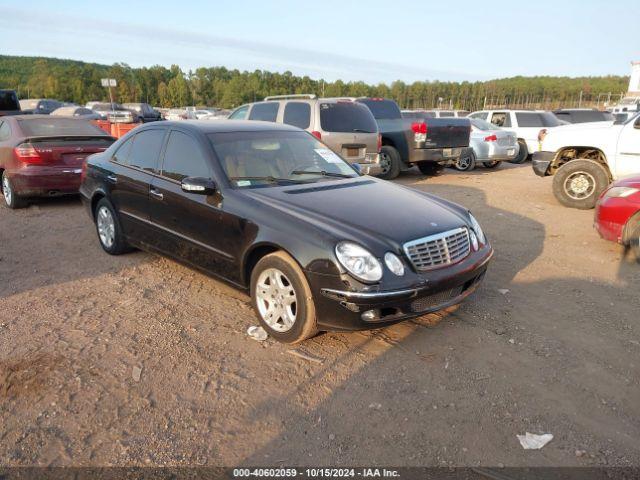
468;110;563;163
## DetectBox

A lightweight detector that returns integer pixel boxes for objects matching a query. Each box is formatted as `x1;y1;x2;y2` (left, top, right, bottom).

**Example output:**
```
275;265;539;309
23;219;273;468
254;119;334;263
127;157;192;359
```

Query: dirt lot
0;163;638;468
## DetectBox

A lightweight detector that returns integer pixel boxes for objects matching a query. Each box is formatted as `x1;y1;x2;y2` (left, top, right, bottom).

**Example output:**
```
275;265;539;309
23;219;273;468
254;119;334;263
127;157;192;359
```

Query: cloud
0;6;479;83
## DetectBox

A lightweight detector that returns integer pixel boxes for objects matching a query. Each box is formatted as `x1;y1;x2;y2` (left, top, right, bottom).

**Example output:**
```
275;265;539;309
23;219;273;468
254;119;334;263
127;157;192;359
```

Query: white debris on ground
517;432;554;450
246;325;268;341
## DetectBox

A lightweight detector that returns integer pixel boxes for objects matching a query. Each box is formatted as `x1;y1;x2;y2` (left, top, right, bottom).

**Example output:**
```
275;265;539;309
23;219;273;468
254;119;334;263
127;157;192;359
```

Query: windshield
209;131;359;188
319;102;378;133
357;99;402;120
470;118;497;131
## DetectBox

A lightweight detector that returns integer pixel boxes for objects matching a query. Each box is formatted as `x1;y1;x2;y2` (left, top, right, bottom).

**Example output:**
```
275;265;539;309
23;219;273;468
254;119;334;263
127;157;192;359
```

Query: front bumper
308;246;493;331
594;195;638;244
532;151;555;177
409;147;464;166
10;166;83;197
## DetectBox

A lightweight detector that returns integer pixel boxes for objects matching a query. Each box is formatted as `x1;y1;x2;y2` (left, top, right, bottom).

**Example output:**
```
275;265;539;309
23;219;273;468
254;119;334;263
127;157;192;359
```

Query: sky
1;0;639;84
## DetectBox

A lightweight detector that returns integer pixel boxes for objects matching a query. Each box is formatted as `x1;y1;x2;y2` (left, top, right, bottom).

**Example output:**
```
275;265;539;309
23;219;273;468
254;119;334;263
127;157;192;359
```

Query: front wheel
251;251;318;344
378;145;401;180
2;172;27;209
552;159;610;209
509;140;528;164
624;215;640;263
453;151;476;171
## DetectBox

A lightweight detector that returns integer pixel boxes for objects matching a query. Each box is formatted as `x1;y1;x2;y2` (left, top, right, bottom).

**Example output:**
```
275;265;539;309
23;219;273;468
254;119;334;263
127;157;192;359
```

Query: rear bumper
307;245;493;331
532;151;555;177
9;166;82;197
474;142;519;162
409;147;464;165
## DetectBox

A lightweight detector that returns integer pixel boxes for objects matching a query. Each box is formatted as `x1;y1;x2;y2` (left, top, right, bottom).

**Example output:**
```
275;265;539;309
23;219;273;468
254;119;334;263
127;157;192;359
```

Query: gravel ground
0;163;639;467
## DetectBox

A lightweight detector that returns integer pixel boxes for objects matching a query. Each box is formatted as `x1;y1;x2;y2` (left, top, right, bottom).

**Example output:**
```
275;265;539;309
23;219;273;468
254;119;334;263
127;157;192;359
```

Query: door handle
150;188;164;201
107;174;117;184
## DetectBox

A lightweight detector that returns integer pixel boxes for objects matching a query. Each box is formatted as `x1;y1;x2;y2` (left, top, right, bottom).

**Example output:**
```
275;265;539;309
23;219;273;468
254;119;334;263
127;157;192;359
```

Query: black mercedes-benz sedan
80;120;492;343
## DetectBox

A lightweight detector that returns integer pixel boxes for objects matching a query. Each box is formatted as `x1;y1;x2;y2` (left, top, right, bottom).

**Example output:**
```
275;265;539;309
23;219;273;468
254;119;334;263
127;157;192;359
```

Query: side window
515;113;543;127
229;105;249;120
469;112;488;121
128;129;165;173
161;130;211;182
439;111;455;117
112;136;134;164
0;121;11;141
248;102;279;122
491;112;510;128
283;102;311;129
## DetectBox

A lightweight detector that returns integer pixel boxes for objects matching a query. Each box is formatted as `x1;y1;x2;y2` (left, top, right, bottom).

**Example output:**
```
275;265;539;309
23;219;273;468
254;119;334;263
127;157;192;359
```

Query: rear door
107;128;166;244
318;102;379;162
149;129;236;279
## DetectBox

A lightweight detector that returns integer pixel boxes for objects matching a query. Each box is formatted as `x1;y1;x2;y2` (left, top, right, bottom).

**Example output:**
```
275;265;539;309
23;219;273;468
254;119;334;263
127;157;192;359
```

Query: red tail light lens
311;131;322;140
411;122;427;134
80;159;88;183
484;134;498;142
377;133;382;152
13;143;42;164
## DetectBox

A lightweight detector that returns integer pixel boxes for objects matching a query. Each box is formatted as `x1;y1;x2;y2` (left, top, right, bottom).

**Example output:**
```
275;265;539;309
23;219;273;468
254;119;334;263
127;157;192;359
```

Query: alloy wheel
564;171;596;200
255;268;297;332
2;176;12;206
96;206;116;249
379;153;391;175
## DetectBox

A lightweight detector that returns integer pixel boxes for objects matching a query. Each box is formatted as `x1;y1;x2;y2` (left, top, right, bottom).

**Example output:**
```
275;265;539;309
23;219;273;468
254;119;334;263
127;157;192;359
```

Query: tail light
484;134;498;142
377;133;382;152
80;158;88;183
411;122;427;142
538;129;548;142
13;143;42;164
311;131;322;140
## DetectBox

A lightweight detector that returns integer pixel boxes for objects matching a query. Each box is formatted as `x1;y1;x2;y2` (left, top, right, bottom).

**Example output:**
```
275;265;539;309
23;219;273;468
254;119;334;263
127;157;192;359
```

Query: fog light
361;309;380;322
470;231;479;251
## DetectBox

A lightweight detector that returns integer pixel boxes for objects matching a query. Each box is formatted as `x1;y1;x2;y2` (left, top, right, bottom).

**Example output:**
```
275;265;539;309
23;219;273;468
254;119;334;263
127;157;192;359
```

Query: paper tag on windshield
236;180;251;187
315;148;342;164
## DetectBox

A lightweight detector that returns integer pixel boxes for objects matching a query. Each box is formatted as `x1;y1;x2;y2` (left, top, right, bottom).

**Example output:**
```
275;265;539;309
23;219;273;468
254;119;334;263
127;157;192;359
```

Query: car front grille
403;227;471;271
410;286;464;313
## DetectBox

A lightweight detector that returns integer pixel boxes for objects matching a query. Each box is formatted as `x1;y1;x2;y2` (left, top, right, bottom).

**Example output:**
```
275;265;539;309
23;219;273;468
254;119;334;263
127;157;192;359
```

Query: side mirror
181;177;216;195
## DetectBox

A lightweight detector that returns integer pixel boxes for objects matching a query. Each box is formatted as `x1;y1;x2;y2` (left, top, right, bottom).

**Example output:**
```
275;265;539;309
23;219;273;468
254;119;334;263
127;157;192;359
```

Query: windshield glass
209;131;359;188
470;118;497;131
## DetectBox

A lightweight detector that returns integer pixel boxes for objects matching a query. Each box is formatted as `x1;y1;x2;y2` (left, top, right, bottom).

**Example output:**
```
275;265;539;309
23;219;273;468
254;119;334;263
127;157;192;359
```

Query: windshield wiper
230;176;307;185
290;170;355;178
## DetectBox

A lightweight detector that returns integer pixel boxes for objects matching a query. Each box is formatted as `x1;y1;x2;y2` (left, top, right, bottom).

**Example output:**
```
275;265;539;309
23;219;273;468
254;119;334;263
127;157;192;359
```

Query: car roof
141;120;303;134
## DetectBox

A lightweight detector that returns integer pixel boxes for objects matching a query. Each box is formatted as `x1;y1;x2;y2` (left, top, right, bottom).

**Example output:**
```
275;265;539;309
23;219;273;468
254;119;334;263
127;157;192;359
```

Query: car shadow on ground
0;196;149;299
234;183;640;467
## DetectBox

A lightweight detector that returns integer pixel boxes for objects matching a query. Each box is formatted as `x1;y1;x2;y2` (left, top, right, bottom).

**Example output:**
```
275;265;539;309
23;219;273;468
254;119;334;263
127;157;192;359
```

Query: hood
242;177;470;249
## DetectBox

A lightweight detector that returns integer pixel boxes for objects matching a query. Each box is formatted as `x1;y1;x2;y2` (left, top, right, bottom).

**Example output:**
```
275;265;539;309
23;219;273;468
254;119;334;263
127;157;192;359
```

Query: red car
595;176;640;259
0;115;115;209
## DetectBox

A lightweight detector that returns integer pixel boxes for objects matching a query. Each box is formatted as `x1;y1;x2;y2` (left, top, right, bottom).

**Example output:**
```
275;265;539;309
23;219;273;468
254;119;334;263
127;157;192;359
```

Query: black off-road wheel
509;139;528;164
378;145;401;180
94;198;131;255
552;159;610;210
250;251;318;344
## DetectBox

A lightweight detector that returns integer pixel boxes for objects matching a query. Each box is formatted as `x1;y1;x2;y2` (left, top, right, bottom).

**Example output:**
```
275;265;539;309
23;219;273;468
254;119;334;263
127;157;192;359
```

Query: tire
509;139;528;164
417;163;445;176
378;145;401;180
623;214;640;263
250;251;317;344
483;160;501;169
1;172;27;209
94;198;130;255
453;150;476;171
552;159;610;210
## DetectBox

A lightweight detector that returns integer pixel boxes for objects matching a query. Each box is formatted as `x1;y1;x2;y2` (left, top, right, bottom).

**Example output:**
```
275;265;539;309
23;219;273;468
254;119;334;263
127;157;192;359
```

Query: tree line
0;55;630;110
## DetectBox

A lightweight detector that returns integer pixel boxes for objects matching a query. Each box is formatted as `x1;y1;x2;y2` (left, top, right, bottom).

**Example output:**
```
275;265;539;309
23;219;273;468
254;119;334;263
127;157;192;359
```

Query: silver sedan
453;118;519;171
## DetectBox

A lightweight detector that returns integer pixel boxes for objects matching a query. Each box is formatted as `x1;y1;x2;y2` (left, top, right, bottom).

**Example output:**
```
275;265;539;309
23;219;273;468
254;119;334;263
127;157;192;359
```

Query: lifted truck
356;98;470;179
532;113;640;209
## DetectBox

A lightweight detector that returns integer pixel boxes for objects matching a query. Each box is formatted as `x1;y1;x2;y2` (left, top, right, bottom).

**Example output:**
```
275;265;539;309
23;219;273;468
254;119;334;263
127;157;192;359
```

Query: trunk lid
21;136;114;166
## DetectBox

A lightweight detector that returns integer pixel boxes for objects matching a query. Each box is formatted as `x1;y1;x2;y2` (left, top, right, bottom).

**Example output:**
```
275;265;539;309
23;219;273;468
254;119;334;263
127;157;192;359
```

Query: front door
614;117;640;178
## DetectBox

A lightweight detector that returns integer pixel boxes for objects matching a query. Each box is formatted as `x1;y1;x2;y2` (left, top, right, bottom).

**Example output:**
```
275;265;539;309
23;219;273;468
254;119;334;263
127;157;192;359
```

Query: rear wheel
552;159;609;210
378;145;401;180
250;251;317;344
94;198;130;255
509;139;528;164
2;172;27;209
483;160;501;169
417;163;445;176
453;150;476;171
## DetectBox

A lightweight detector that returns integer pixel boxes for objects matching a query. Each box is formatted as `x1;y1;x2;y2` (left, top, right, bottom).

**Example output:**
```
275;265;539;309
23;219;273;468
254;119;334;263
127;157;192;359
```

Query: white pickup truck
532;114;640;209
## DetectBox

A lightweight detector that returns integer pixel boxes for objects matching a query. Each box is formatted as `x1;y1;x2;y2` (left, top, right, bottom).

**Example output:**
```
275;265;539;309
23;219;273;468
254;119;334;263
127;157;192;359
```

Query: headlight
384;252;405;276
604;186;639;198
468;213;486;244
335;242;383;283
